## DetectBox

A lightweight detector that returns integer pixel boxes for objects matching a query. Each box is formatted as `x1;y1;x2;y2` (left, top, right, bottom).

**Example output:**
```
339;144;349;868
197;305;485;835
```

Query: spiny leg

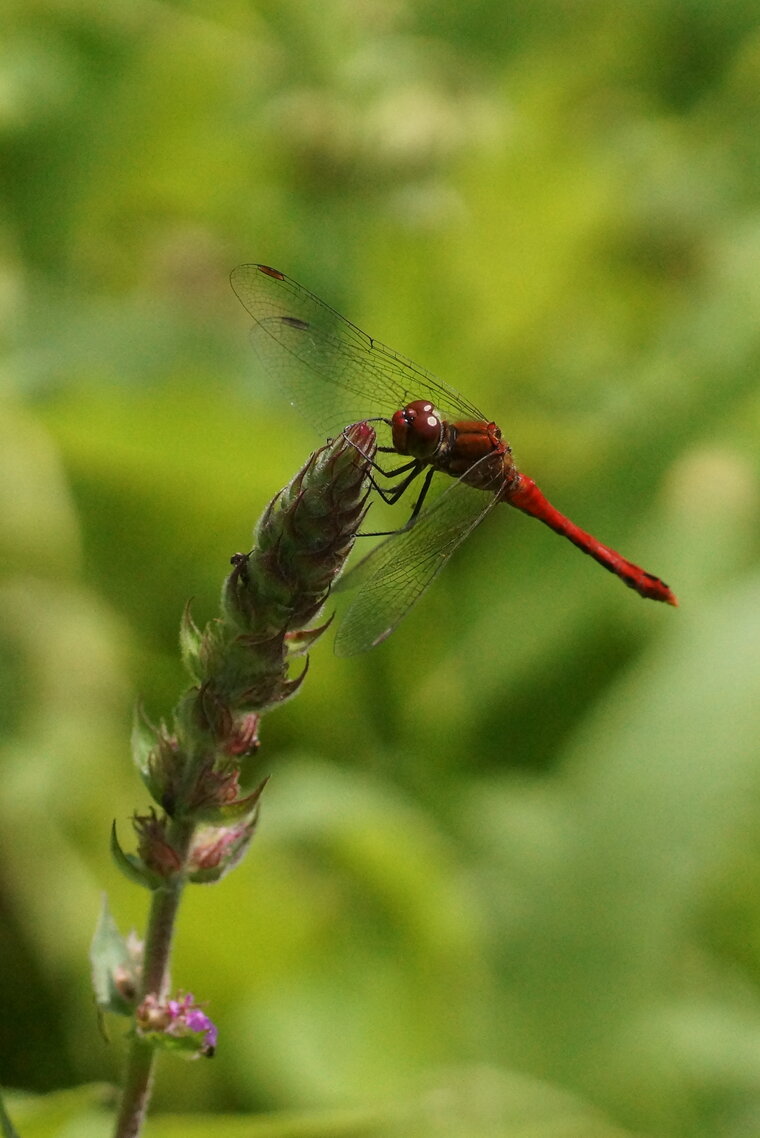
339;425;437;537
360;465;436;538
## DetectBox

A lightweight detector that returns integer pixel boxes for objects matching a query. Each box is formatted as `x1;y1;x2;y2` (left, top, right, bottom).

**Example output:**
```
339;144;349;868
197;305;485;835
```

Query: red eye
391;400;442;458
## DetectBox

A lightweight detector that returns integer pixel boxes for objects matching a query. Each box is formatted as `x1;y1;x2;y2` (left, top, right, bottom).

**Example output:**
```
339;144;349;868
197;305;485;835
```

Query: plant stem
111;1033;155;1138
0;1087;21;1138
112;821;194;1138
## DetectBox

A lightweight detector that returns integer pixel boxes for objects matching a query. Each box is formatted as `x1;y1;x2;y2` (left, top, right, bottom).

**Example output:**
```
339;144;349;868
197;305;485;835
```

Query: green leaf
195;776;269;826
90;896;140;1016
130;703;156;780
179;600;203;682
110;822;164;891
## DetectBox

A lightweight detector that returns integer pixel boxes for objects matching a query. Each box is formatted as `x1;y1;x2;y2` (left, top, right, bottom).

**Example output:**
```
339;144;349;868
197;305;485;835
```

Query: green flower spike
120;420;376;842
106;424;376;1137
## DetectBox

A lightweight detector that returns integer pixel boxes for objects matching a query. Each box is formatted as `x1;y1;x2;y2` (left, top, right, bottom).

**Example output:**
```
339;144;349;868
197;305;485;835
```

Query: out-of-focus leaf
1;1086;114;1138
463;576;760;1130
125;1066;642;1137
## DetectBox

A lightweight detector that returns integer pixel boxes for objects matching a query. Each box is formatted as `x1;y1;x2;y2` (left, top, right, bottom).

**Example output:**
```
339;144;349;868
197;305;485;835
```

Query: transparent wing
333;468;501;656
230;264;485;439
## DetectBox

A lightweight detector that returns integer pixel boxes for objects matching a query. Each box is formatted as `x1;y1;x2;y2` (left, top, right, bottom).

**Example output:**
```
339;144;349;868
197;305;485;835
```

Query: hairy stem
112;821;194;1138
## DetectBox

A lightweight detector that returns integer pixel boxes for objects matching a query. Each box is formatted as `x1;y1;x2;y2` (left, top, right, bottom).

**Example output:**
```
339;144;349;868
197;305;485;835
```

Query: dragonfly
230;263;677;655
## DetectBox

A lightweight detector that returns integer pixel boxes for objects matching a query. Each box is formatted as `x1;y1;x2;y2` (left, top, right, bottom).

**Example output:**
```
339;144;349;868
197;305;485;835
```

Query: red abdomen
505;473;678;605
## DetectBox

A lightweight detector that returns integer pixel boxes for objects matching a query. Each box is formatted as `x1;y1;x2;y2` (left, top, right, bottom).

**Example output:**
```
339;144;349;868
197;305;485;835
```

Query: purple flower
167;993;218;1056
137;992;217;1058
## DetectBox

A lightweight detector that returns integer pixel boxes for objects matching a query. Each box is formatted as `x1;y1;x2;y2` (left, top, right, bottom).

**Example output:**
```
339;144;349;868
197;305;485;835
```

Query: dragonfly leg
360;465;436;537
405;465;435;525
373;459;427;500
373;453;420;476
342;414;437;535
367;460;425;505
345;436;420;480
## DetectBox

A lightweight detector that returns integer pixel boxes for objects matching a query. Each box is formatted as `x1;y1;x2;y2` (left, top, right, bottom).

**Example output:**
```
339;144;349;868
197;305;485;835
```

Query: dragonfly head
391;400;443;459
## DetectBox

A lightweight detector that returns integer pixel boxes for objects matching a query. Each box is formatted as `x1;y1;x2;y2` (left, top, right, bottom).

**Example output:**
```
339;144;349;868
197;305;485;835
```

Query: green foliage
0;1086;114;1138
90;897;140;1016
1;0;759;1135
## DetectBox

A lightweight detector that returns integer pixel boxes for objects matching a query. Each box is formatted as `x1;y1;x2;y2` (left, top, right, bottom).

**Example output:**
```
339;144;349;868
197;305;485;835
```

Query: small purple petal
164;993;218;1052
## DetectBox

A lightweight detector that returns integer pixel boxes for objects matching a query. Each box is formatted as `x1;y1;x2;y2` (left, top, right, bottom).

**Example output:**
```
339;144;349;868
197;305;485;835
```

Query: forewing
333;475;500;656
230;264;485;439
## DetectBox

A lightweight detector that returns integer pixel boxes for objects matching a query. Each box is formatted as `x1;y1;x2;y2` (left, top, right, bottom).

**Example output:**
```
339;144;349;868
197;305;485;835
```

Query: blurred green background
2;0;760;1135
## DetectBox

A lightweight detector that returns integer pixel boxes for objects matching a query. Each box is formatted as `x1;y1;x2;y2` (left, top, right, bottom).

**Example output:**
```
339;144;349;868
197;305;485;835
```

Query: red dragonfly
231;264;677;655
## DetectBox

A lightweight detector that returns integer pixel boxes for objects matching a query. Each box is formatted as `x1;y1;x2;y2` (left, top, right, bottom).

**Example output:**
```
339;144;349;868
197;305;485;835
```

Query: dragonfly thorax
391;400;444;459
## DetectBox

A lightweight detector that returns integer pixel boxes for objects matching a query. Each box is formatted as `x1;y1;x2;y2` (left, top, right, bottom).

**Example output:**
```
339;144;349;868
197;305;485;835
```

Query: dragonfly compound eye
391;400;443;458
